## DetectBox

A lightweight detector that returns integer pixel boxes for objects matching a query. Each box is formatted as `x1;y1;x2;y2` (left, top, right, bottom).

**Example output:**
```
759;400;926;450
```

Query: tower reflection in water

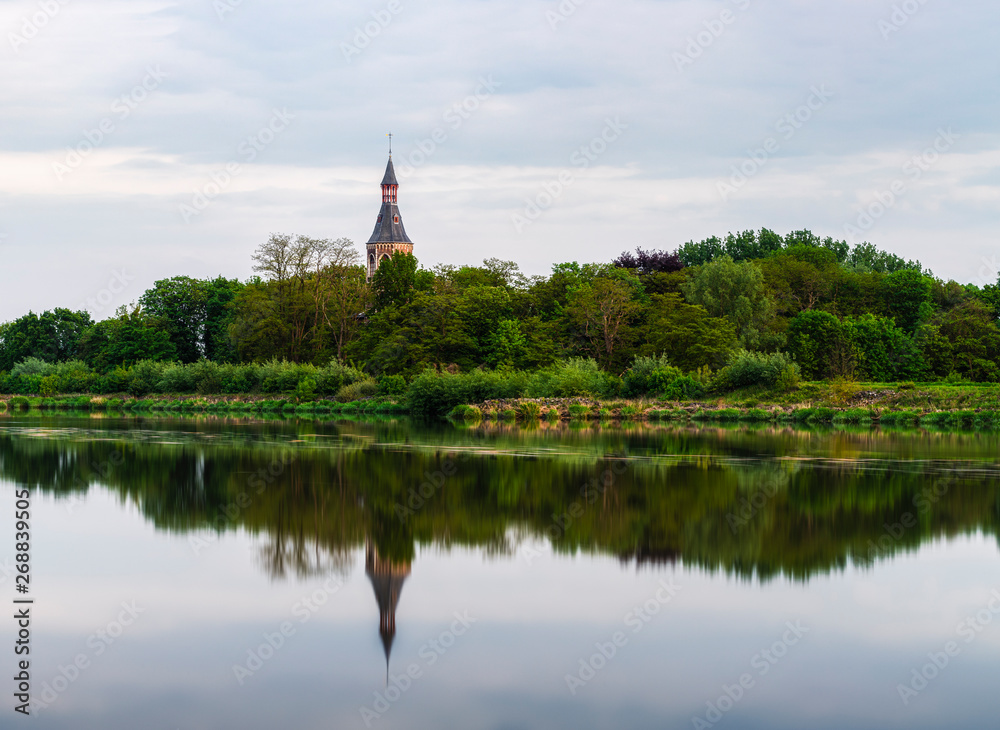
365;540;411;681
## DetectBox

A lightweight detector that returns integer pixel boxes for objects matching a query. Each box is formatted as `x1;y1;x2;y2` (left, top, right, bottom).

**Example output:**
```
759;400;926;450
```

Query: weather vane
387;132;393;156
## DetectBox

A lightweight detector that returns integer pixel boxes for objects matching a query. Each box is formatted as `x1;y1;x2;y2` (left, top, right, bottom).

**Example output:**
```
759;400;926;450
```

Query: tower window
394;216;399;223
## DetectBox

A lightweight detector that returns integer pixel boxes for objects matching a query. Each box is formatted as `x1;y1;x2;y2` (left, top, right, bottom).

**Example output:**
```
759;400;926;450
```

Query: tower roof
368;155;412;244
365;542;411;680
381;157;398;186
367;203;412;244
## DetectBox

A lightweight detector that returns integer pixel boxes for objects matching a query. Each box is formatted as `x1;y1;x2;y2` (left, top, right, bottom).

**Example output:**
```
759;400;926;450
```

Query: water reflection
366;540;411;679
3;415;1000;729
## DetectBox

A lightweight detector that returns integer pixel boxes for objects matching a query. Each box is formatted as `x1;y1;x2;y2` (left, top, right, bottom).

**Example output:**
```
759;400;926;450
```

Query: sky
1;0;998;322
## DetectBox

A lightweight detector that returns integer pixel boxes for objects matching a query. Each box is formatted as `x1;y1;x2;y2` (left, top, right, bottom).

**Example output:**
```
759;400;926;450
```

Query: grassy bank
0;394;408;417
445;380;1000;429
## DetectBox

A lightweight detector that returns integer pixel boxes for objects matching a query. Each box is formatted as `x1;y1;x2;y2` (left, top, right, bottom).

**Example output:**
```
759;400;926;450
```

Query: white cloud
2;0;1000;321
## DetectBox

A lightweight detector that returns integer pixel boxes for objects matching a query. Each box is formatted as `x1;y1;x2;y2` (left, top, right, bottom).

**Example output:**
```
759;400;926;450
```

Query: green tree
640;294;736;371
936;301;1000;381
0;309;93;371
372;252;421;311
787;310;845;380
681;256;778;350
881;269;933;333
843;314;926;381
78;306;176;371
139;276;209;363
566;269;644;371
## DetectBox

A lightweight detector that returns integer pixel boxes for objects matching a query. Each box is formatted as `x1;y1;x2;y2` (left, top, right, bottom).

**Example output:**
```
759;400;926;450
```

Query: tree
681;256;778;350
640;294;736;371
787;310;845;380
203;277;245;362
567;270;643;371
0;309;93;371
842;314;926;381
760;247;837;315
78;306;176;371
846;242;922;274
935;301;1000;381
612;247;684;274
371;252;421;312
881;269;933;333
139;277;208;363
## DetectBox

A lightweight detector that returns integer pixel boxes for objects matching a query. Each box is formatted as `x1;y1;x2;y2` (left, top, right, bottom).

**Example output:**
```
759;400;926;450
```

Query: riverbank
447;380;1000;428
0;394;408;416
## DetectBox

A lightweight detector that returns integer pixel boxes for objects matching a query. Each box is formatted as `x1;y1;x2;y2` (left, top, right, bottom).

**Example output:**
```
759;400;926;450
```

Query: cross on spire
386;132;393;156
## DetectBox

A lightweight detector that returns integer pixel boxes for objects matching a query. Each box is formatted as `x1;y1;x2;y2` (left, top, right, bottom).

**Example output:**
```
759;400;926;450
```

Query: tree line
2;228;999;396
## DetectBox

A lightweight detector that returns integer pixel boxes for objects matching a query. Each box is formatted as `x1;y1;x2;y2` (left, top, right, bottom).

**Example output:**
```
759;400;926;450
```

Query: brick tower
366;154;413;279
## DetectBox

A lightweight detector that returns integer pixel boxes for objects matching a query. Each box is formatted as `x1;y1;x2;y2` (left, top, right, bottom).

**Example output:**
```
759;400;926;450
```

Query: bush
377;374;407;396
158;363;197;393
126;360;167;396
448;404;483;421
9;396;30;410
406;368;527;418
336;378;377;403
516;402;542;421
527;359;616;398
316;359;366;395
568;403;591;420
662;375;705;400
620;404;643;420
621;354;682;398
295;377;317;402
717;351;801;391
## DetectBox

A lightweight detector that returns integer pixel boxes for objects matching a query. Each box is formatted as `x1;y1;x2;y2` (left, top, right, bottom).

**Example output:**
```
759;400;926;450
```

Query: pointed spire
365;541;411;679
381;156;398;187
367;154;411;245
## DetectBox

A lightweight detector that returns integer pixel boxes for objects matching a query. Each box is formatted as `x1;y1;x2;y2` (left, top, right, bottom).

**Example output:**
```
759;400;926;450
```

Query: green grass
516;402;542;421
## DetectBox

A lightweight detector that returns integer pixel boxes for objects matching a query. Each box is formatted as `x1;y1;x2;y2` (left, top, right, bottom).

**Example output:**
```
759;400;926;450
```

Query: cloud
2;0;1000;321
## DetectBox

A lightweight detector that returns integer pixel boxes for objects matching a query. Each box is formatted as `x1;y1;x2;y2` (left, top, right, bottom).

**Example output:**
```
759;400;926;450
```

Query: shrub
316;359;366;395
662;375;705;400
406;368;527;418
516;401;542;421
377;374;407;396
621;354;683;398
527;358;616;398
126;360;167;396
295;377;317;402
833;408;873;424
568;403;591;420
717;351;801;391
808;408;836;423
158;364;197;393
336;378;377;403
10;396;30;410
620;404;643;420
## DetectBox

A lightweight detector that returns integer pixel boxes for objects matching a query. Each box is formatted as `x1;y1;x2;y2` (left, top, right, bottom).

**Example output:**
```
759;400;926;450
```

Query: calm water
2;413;999;729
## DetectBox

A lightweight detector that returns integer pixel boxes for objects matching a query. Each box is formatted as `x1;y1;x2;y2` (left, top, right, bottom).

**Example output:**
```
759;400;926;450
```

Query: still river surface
1;413;999;729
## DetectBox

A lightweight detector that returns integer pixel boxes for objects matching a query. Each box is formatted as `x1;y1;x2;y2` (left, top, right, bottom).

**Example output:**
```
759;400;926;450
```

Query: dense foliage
2;229;999;406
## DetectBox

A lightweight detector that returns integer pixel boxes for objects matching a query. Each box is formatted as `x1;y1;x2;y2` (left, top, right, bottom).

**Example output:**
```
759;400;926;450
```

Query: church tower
365;540;411;679
366;150;413;279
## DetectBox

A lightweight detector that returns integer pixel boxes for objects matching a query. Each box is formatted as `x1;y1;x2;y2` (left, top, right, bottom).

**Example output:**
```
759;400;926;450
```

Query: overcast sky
1;0;998;322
